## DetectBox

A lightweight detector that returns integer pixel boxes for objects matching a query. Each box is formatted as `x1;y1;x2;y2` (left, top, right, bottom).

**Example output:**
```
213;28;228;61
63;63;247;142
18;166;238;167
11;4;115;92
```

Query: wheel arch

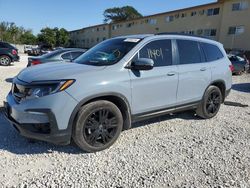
209;80;226;102
68;93;132;138
0;54;12;61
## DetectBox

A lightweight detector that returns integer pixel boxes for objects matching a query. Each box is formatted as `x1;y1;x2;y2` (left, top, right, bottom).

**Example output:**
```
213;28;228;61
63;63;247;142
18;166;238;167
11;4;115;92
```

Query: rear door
129;39;179;114
175;39;211;105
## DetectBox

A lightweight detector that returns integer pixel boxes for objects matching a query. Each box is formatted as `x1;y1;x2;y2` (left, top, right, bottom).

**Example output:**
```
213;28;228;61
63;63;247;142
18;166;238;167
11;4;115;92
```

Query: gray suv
4;34;232;152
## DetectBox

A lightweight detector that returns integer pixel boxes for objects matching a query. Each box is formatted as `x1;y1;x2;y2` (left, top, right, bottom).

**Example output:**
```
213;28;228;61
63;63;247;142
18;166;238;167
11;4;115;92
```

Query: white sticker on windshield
124;38;140;43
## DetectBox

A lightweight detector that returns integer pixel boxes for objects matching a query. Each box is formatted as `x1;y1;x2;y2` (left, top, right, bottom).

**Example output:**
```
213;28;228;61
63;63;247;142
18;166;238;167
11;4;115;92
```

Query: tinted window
177;40;202;64
201;42;224;62
138;40;172;67
75;38;141;66
71;51;84;60
41;49;66;59
61;52;72;60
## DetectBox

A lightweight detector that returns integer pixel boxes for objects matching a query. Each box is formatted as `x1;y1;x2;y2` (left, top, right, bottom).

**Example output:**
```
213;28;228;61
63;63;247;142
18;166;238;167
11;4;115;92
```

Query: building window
165;16;174;22
189;30;195;35
96;28;99;32
199;10;205;15
126;22;135;28
228;26;245;35
103;37;106;41
197;29;203;35
103;27;106;31
96;38;99;42
191;11;197;16
207;8;220;16
181;13;187;18
175;13;180;18
232;2;248;11
149;19;157;25
204;29;217;36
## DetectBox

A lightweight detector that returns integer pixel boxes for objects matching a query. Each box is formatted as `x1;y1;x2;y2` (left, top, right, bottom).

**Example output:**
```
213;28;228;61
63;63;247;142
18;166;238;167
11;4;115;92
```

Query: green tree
55;28;69;47
37;27;69;47
103;6;142;23
20;30;37;45
37;27;56;47
0;21;37;44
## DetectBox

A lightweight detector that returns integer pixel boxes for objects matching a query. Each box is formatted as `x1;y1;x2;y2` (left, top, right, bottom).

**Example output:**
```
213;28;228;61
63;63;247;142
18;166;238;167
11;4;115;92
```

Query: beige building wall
219;0;250;50
110;2;223;42
69;0;250;50
70;24;110;48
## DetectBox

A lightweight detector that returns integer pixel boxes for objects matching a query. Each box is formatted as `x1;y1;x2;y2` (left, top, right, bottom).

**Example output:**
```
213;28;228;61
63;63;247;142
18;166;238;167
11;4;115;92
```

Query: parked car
27;48;86;67
227;54;249;74
27;44;52;56
0;41;20;66
24;45;33;53
4;34;232;152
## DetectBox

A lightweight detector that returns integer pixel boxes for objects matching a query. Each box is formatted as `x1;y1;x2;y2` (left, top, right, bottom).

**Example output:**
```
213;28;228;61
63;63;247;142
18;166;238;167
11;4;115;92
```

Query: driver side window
133;40;172;67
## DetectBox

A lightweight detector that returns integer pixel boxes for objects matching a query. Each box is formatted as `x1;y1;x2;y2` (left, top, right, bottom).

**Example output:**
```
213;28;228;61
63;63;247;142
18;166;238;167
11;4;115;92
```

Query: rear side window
71;51;84;60
201;42;224;62
177;40;203;64
138;40;172;67
61;52;72;60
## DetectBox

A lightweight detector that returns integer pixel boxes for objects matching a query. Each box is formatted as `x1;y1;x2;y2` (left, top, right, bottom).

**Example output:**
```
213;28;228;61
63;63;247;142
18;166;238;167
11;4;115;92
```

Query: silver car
4;34;232;152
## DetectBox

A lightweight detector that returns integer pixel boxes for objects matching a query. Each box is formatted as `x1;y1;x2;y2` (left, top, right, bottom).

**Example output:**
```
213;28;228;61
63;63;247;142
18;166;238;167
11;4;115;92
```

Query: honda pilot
4;34;232;152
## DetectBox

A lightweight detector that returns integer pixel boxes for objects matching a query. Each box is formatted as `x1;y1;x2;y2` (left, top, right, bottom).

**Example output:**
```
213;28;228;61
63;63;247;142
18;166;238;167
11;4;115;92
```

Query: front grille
12;83;29;103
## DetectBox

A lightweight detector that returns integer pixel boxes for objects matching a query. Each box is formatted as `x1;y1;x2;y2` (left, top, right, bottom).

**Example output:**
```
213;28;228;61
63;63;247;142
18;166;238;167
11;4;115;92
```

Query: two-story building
69;0;250;51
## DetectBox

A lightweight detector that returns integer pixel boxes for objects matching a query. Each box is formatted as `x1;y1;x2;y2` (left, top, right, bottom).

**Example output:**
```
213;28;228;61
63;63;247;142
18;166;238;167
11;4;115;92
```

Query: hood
17;62;105;83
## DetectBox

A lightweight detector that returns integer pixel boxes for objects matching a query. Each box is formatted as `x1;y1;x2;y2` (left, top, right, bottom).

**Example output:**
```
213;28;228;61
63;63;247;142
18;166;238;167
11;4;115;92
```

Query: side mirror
130;58;154;71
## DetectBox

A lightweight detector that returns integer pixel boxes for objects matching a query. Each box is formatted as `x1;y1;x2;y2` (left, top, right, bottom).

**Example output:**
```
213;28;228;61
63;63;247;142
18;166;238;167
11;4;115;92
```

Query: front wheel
72;100;123;152
196;86;222;119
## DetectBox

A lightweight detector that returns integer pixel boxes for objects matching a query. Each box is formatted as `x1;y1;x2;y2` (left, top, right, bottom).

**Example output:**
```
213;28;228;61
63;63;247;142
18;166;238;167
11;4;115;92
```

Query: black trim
67;92;132;136
3;102;71;145
132;101;200;122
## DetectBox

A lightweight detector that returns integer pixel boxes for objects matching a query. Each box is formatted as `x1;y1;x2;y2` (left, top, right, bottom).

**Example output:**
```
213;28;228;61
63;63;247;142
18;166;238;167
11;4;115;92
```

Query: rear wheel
0;55;11;66
196;86;222;119
72;100;123;152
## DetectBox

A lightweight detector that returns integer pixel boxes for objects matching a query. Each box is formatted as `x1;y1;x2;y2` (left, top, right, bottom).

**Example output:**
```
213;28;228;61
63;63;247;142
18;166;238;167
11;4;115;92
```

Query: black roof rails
155;32;210;39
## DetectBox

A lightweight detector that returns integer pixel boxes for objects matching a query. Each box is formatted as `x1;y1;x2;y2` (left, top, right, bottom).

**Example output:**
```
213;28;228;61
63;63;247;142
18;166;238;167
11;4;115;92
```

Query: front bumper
3;90;78;145
12;55;20;62
3;101;71;145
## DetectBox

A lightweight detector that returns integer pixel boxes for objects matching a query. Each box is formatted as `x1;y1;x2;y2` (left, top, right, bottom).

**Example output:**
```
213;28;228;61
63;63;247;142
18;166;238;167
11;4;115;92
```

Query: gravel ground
0;55;249;188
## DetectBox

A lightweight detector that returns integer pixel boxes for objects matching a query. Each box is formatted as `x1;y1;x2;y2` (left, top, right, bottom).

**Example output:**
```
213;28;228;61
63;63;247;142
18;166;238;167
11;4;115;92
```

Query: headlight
26;80;75;99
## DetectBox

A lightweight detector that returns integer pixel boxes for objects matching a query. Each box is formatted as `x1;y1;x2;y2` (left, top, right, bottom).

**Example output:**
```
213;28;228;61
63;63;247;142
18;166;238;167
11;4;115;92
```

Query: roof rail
155;32;210;39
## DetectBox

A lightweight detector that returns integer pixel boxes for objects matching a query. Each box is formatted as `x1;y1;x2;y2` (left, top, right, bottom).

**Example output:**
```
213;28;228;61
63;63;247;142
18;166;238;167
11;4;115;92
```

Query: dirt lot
0;54;249;187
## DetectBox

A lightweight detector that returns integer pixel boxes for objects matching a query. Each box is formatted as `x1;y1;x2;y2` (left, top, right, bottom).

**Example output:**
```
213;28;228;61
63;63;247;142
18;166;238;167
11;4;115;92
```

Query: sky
0;0;216;34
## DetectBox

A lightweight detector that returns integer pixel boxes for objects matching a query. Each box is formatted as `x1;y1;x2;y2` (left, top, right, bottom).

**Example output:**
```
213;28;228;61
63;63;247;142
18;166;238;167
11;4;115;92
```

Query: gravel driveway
0;55;249;187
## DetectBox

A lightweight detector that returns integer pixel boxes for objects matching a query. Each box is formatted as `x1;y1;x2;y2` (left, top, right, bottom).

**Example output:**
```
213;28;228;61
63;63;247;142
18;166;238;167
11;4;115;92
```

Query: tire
196;86;222;119
0;55;11;66
72;100;123;152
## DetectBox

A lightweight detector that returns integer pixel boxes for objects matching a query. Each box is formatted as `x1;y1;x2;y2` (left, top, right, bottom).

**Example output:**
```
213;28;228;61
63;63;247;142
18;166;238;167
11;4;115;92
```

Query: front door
129;39;179;115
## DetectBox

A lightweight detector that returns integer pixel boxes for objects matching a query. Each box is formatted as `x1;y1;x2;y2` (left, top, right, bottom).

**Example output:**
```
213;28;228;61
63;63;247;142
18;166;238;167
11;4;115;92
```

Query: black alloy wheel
83;108;119;147
196;86;222;119
73;100;123;152
205;90;221;116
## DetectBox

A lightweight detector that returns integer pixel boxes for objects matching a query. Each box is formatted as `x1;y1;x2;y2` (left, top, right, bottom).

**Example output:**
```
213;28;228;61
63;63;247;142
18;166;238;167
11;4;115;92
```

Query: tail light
31;60;41;66
12;49;17;55
229;65;234;72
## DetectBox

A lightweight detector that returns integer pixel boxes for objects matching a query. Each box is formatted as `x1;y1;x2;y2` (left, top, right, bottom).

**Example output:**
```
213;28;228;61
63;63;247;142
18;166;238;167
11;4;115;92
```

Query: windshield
75;38;141;66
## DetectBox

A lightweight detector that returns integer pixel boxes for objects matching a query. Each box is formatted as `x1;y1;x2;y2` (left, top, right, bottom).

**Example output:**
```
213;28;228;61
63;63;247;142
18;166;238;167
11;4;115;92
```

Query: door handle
167;72;176;76
200;67;207;71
